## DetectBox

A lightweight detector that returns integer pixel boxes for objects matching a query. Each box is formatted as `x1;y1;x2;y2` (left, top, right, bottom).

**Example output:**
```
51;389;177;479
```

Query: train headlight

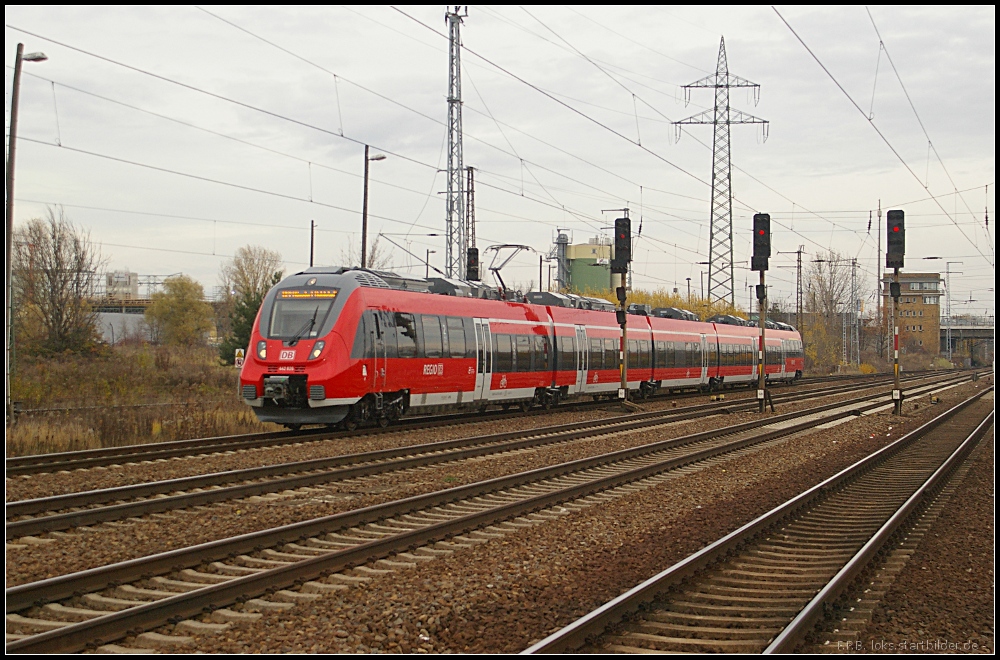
309;341;326;360
257;340;267;360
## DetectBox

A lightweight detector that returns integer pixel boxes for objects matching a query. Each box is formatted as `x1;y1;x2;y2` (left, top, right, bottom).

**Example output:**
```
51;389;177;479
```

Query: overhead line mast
445;6;468;279
675;37;768;306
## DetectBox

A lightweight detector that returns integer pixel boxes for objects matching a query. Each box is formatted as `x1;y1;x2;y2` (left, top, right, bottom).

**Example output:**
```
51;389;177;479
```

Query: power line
17;136;445;233
4;22;435;171
189;8;677;223
12;68;447;203
391;6;714;190
484;8;882;270
563;6;711;75
772;6;993;269
864;7;995;265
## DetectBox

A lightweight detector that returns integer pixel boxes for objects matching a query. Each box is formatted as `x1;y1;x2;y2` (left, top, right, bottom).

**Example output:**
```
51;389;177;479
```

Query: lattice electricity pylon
445;6;468;279
674;37;768;306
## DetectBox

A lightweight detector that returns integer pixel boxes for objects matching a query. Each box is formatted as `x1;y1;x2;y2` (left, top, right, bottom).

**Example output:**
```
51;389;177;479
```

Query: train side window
464;319;478;359
379;312;397;358
421;315;443;359
654;340;665;369
515;335;531;372
627;339;638;369
494;334;513;372
534;335;549;371
447;317;466;359
351;311;369;359
604;338;617;370
589;338;603;371
693;341;702;367
557;335;574;371
394;313;419;358
639;340;650;369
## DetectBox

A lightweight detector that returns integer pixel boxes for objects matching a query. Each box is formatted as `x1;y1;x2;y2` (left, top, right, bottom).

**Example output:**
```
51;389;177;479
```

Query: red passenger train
239;268;804;429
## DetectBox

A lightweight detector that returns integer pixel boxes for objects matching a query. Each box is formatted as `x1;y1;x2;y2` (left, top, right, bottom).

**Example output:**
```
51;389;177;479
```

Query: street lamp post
6;43;47;426
425;249;436;279
361;146;386;268
696;262;709;301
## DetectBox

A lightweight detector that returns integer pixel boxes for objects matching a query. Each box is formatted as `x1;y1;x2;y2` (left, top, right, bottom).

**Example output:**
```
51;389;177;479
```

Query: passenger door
700;333;708;385
372;312;387;393
574;325;588;393
474;318;492;401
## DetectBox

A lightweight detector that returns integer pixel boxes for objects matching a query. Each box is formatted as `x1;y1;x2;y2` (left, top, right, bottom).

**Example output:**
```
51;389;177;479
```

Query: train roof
287;268;797;334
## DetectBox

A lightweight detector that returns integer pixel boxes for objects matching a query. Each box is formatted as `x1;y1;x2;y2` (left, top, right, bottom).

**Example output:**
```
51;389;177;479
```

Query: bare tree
218;245;283;363
338;234;394;271
11;207;106;355
803;250;851;370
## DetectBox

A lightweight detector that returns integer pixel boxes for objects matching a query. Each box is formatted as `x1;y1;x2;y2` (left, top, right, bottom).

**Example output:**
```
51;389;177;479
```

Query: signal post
611;216;631;404
752;214;772;413
886;210;905;415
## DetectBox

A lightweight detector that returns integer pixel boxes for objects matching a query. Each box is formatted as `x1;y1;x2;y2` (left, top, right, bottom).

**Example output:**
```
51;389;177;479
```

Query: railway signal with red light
611;217;631;274
886;210;905;269
466;247;480;281
751;213;770;271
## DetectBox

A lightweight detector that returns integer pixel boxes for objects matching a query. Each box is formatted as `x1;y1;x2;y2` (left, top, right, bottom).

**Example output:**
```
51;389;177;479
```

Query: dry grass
7;345;279;457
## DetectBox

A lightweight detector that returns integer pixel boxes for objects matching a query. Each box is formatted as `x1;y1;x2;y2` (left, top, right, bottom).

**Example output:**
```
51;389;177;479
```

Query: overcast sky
5;5;995;317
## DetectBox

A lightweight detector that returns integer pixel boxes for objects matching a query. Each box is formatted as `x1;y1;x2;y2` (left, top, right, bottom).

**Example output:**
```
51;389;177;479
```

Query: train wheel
343;419;358;431
377;415;390;428
519;401;531;413
501;403;512;411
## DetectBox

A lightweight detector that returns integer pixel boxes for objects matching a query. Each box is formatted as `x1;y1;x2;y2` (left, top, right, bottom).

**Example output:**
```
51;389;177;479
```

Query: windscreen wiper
288;306;319;346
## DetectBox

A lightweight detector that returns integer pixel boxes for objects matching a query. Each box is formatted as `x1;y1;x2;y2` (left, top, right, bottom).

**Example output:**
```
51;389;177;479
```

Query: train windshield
266;288;339;340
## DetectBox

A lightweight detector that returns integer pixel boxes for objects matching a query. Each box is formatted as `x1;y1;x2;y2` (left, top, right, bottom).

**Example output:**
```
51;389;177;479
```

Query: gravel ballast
170;381;992;653
850;430;994;654
5;383;937;587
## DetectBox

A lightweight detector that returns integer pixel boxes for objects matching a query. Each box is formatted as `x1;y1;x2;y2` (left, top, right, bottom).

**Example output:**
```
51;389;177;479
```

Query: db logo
279;349;296;361
499;375;508;389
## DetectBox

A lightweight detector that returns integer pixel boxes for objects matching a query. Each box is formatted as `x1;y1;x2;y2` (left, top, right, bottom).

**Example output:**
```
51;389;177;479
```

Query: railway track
523;387;994;654
4;373;979;653
5;371;916;476
5;372;967;540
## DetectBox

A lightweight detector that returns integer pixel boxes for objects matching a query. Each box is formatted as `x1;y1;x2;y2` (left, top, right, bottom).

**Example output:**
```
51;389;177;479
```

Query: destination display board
279;289;338;300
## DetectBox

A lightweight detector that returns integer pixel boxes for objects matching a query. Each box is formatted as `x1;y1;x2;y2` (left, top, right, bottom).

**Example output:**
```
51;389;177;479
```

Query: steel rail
7;380;952;654
6;373;966;539
5;373;926;517
5;371;923;475
6;390;891;609
764;409;995;653
520;385;993;654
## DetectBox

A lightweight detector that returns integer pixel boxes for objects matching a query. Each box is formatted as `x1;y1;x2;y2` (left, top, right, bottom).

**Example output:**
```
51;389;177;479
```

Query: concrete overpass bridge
941;321;994;366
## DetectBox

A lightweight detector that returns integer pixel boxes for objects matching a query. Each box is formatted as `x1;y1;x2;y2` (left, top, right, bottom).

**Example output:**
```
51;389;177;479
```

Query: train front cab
241;277;365;428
